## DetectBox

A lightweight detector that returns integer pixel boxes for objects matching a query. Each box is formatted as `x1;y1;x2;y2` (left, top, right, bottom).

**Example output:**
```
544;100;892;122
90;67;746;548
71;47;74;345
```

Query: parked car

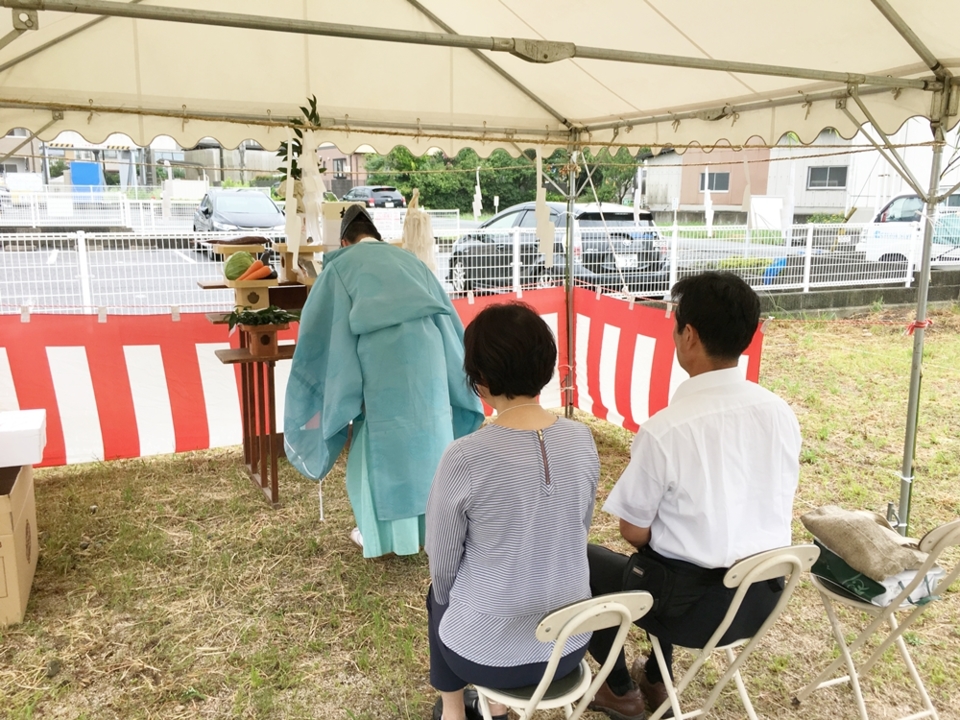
341;185;407;208
192;188;286;234
856;191;960;265
448;202;668;295
873;191;960;223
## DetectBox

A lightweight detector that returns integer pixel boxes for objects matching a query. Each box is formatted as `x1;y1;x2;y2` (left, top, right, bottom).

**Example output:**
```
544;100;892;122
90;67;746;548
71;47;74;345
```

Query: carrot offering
244;264;274;281
236;259;264;281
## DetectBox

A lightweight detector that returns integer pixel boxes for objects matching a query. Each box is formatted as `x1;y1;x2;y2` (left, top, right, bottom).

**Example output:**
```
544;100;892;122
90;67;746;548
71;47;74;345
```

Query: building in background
643;118;960;225
0;128;44;176
0;130;370;196
180;138;368;195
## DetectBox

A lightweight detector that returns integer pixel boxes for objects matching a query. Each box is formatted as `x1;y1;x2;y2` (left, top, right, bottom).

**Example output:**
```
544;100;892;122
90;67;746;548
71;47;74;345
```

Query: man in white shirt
588;271;801;720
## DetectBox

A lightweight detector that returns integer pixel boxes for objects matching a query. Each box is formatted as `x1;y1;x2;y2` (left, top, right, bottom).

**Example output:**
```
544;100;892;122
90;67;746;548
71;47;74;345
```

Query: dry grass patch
1;303;959;719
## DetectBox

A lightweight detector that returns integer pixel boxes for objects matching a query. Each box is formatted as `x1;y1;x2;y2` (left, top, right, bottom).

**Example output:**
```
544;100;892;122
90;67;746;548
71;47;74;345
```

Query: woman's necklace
495;402;541;418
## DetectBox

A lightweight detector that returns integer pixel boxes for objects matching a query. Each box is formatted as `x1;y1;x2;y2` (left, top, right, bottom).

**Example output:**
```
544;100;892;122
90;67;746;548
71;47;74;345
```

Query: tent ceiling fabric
0;0;957;153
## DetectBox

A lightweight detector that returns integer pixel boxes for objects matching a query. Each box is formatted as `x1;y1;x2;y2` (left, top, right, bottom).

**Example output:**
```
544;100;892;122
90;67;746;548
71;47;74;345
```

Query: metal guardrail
1;221;957;316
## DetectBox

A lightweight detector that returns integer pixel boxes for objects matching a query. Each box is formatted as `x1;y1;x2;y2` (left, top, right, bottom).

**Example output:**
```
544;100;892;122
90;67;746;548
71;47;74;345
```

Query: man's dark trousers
587;544;783;684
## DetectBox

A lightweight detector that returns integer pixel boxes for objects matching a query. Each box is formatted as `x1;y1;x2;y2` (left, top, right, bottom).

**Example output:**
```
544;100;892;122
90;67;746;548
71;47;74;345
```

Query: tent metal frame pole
1;0;939;91
0;113;58;164
0;98;568;142
403;0;571;129
935;175;960;202
848;87;927;195
895;128;942;535
868;0;949;76
564;141;578;420
839;103;926;197
0;0;143;73
582;85;904;135
510;142;568;196
895;86;951;536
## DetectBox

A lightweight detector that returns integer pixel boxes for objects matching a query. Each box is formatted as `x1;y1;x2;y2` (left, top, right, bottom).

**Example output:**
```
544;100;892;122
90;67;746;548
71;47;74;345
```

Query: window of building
0;163;18;175
699;172;730;192
807;166;848;189
333;158;346;179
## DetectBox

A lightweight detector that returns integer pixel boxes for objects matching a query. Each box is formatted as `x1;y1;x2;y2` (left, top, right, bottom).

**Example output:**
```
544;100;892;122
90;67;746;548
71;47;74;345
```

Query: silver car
193;188;285;234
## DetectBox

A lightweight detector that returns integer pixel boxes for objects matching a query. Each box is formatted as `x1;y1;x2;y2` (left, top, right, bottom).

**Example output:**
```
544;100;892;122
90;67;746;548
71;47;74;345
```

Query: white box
0;465;39;626
0;410;47;467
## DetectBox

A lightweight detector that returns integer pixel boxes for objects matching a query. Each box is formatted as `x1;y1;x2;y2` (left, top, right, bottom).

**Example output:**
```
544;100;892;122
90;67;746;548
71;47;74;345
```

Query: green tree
366;147;479;213
479;149;538;211
363;145;645;213
49;158;66;178
590;147;641;204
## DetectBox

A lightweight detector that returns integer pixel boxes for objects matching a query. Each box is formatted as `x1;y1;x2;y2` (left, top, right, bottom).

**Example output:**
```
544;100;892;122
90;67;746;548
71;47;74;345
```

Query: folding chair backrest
536;591;654;641
919;518;960;555
702;545;820;657
723;545;821;588
509;592;653;720
666;545;820;718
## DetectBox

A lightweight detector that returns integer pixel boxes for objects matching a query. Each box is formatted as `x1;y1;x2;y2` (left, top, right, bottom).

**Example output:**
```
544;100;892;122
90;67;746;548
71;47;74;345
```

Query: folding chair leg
795;594;870;720
890;616;940;720
475;691;495;720
856;604;928;677
648;636;685;720
726;648;759;720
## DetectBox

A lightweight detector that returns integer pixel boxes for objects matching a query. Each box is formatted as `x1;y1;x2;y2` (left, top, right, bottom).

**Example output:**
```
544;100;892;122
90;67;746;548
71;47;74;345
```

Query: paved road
0;241;459;314
0;233;907;315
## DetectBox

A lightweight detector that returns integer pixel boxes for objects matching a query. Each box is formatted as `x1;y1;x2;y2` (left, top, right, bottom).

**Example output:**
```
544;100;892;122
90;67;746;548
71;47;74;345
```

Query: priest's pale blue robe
284;241;483;557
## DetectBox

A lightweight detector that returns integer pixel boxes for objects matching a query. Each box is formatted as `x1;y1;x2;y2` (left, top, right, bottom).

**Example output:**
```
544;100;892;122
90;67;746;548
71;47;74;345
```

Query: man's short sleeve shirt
603;366;801;569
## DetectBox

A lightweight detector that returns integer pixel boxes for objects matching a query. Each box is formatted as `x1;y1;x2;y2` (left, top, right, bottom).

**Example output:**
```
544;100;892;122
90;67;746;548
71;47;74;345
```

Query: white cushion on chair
867;565;947;608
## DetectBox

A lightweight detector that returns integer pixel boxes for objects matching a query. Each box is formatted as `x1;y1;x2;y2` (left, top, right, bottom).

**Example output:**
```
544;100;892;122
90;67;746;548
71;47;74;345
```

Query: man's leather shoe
588;681;647;720
630;657;672;717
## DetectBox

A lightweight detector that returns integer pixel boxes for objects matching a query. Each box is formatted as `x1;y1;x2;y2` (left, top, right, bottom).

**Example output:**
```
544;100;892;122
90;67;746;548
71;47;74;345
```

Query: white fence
0;231;282;315
0;189;462;238
1;221;957;316
443;220;960;297
0;191;201;231
367;208;461;240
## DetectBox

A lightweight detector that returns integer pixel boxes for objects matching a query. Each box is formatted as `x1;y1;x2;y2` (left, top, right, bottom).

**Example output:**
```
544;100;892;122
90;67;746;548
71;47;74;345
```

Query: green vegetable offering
224;252;255;280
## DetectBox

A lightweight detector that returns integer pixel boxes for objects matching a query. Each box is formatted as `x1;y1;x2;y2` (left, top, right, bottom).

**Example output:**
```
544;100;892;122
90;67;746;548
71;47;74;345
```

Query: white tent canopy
0;0;957;154
2;0;958;535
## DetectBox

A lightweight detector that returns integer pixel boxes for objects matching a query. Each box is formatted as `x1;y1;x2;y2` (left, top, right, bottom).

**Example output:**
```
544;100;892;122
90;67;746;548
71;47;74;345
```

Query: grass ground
2;304;959;719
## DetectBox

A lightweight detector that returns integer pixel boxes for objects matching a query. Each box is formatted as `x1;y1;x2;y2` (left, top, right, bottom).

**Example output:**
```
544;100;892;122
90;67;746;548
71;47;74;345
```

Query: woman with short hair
425;302;600;720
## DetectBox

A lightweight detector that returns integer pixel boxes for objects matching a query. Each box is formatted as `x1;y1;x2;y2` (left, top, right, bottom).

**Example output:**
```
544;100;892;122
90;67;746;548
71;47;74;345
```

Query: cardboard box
0;409;47;467
0;465;39;626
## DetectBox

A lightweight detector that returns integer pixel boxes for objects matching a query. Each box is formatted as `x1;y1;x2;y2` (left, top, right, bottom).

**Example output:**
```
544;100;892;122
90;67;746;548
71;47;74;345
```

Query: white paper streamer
283;133;301;267
401;188;437;270
472;168;483;219
535;150;556;268
300;130;325;260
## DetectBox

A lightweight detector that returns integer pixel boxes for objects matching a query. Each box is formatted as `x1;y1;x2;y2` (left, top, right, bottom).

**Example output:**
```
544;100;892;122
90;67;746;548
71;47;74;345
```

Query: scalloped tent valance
0;0;956;154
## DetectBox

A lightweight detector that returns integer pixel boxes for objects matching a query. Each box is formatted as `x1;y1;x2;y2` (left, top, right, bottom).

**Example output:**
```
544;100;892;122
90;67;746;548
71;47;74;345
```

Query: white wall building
644;118;960;224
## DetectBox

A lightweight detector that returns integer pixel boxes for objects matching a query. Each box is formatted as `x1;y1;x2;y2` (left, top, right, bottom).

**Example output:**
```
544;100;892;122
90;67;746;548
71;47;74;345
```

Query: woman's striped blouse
425;418;599;667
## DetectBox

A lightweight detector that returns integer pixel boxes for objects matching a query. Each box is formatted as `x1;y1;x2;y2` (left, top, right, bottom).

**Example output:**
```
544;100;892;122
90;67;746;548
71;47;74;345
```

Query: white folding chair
473;590;654;720
794;518;960;720
646;544;820;720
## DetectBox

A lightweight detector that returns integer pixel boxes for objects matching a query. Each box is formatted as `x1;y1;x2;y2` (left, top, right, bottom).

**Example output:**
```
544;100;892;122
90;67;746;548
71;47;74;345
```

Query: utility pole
40;140;50;184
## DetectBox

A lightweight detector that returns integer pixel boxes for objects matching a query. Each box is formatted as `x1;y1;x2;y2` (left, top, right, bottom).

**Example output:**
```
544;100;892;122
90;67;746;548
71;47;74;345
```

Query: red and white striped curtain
0;288;762;467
